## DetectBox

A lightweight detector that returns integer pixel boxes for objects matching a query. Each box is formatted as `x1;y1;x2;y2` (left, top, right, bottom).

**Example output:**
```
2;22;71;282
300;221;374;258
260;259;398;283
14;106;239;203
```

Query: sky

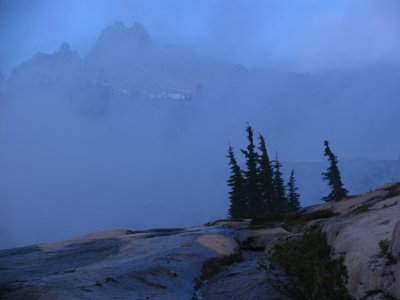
1;0;400;249
1;0;400;74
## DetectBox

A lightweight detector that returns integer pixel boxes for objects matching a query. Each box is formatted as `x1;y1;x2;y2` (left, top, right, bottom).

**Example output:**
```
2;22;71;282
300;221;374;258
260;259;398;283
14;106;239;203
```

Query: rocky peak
92;21;152;55
57;43;73;55
130;22;152;42
9;42;81;87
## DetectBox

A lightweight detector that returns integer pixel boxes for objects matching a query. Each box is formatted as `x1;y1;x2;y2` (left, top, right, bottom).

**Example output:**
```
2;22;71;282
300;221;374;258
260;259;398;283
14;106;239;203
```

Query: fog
1;1;400;248
2;0;400;73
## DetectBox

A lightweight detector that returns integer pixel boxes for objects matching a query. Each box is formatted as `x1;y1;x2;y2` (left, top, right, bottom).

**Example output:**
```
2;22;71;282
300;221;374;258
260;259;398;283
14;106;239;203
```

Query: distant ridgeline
4;21;209;117
285;158;400;206
3;20;400;130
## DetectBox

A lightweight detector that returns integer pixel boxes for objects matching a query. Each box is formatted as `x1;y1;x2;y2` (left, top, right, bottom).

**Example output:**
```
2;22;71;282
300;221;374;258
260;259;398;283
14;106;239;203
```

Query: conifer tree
272;153;287;213
241;124;262;218
322;140;348;201
287;169;301;212
258;134;274;213
226;145;247;219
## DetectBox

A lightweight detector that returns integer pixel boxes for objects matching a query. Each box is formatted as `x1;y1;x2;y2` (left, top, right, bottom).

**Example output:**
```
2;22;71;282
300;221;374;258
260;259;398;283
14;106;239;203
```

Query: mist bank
1;22;399;248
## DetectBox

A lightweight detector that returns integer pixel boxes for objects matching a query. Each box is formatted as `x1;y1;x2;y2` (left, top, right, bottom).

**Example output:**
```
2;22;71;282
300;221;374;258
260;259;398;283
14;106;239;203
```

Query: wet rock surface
0;226;240;300
0;224;286;300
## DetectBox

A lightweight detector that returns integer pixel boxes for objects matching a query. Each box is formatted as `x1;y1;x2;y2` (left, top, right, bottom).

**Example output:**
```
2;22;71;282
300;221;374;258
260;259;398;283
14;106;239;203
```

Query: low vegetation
194;253;244;290
378;238;396;265
382;182;400;198
303;209;340;221
378;238;390;257
265;229;353;300
352;204;371;214
249;209;339;231
249;212;285;228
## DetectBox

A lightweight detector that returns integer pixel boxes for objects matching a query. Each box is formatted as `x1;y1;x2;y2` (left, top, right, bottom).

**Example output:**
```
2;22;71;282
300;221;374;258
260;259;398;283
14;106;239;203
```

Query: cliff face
302;183;400;299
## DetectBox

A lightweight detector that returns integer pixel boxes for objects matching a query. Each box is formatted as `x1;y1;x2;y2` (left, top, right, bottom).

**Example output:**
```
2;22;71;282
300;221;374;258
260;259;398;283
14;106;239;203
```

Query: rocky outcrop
306;183;400;299
391;220;400;261
0;225;241;300
196;251;288;300
197;234;239;255
237;227;291;250
0;219;292;300
2;184;399;299
0;223;289;300
90;21;153;61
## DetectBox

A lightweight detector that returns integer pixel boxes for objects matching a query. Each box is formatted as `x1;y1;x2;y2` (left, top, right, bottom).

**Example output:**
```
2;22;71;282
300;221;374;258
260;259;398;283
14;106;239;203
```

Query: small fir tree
272;153;287;213
287;169;301;212
241;124;262;218
258;134;275;213
226;145;247;219
322;140;348;201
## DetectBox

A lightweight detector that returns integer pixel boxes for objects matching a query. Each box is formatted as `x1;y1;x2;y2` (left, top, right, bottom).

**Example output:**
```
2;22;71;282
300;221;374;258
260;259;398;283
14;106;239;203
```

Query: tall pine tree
322;140;348;201
226;145;247;219
287;169;301;212
241;124;262;218
272;153;287;213
258;134;274;213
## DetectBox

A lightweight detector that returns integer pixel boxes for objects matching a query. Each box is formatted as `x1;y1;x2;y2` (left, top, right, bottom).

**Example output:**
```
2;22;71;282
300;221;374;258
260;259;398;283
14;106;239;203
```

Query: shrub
266;229;353;300
249;213;285;228
194;253;244;290
383;183;400;198
304;209;339;221
285;209;339;231
249;209;339;232
352;204;370;214
201;253;244;278
378;239;390;257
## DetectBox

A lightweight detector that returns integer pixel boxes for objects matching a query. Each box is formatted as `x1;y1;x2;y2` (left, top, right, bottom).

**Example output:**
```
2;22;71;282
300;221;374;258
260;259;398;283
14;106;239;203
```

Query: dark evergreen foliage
240;124;262;218
287;169;301;212
226;124;302;218
322;140;348;202
266;229;353;300
258;134;275;212
272;153;287;213
226;145;247;219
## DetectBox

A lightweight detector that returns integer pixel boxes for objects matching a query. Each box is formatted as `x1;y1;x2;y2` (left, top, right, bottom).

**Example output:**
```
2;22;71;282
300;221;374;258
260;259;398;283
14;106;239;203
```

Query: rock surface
307;183;400;299
0;226;240;300
2;184;400;299
237;227;291;250
0;223;284;300
195;251;288;300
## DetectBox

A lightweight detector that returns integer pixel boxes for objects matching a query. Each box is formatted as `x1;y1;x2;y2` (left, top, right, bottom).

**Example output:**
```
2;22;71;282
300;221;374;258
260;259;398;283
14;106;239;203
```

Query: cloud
1;0;400;73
